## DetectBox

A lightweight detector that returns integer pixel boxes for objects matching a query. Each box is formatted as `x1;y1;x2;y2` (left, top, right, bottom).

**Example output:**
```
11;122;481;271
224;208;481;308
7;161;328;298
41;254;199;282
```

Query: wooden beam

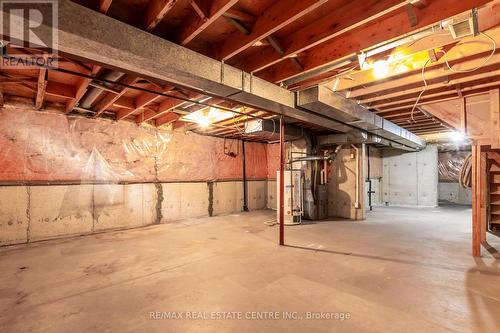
226;17;251;35
189;0;209;20
258;0;494;83
218;0;327;61
237;0;407;73
491;89;500;148
222;8;254;22
99;0;113;14
177;0;238;45
144;0;178;31
479;149;487;242
472;145;481;257
35;67;47;109
410;0;429;10
0;87;4;107
93;76;139;118
405;3;418;27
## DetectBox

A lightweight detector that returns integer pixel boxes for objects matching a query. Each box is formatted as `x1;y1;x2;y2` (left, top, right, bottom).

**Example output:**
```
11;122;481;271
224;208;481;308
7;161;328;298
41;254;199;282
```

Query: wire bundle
459;153;473;188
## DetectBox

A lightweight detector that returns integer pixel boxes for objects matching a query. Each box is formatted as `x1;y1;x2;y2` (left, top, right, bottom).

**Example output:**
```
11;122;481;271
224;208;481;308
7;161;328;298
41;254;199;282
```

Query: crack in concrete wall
25;186;31;242
1;180;269;246
155;183;163;224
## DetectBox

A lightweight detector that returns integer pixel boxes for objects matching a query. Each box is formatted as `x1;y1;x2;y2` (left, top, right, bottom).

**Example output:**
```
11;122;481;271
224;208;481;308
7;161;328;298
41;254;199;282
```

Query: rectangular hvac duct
245;119;303;140
297;85;426;150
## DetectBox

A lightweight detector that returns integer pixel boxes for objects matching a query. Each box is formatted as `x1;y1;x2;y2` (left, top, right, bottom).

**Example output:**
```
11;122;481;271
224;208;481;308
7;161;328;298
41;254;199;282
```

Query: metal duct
318;131;418;152
79;70;125;109
298;85;426;150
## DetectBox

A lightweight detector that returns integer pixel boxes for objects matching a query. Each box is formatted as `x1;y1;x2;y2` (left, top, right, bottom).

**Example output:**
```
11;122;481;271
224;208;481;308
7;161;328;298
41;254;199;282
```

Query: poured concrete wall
382;145;438;207
0;180;267;246
438;182;472;205
328;146;365;220
267;180;277;210
0;106;271;246
1;184;156;245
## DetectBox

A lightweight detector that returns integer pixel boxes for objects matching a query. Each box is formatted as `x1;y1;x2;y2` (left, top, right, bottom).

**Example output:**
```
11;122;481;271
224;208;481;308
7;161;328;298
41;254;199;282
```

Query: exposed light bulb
197;117;210;128
373;60;390;79
449;131;466;142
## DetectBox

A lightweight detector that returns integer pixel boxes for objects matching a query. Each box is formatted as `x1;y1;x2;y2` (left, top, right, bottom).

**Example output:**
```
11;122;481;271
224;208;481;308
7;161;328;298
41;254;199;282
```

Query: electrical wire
442;32;496;73
410;32;496;123
410;58;430;123
1;54;267;121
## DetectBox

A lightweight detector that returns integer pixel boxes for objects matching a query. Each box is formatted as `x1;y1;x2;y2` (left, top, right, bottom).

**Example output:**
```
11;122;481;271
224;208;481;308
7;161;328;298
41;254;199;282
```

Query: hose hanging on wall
459;153;473;188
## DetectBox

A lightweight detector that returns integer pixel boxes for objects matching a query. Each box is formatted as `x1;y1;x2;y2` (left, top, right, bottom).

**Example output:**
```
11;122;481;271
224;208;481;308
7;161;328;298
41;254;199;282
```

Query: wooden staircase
487;151;500;231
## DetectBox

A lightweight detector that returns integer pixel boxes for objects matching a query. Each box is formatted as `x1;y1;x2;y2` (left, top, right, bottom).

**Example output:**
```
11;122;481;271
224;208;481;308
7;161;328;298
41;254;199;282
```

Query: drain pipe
242;140;249;212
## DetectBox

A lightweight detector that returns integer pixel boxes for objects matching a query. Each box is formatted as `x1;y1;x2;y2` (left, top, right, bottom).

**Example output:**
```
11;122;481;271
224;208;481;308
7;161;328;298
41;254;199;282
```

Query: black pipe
242;140;249;212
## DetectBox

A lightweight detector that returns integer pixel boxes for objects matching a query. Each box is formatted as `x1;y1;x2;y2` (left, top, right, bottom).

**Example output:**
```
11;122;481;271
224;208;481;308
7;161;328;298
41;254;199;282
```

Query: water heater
277;170;303;225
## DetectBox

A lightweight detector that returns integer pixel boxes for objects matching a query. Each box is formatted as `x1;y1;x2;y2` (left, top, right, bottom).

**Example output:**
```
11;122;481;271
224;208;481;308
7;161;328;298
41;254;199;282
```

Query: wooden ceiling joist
178;0;238;45
359;66;500;105
93;76;139;118
370;75;500;109
144;0;178;31
218;0;328;61
116;84;174;120
237;0;407;73
343;48;500;99
375;83;500;114
99;0;113;14
35;68;47;109
154;111;181;126
136;92;201;123
258;0;493;83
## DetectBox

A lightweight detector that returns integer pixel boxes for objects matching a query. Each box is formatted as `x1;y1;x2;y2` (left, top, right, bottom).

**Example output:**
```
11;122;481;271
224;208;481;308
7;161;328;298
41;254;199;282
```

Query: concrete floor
1;205;500;332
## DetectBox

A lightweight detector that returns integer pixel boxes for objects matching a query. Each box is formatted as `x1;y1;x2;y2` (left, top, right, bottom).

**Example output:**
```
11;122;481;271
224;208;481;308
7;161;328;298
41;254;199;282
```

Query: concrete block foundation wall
0;180;267;246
